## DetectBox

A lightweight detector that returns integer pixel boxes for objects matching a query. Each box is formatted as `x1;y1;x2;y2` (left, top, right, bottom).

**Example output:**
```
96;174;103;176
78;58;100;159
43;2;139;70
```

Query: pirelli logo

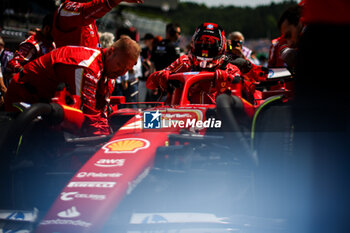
67;182;116;188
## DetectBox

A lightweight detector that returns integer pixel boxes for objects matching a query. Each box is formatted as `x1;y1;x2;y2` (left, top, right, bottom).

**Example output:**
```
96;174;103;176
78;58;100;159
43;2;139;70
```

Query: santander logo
57;206;80;218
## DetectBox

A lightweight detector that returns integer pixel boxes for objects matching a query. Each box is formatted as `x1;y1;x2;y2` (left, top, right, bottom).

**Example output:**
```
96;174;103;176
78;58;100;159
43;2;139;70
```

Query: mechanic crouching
4;36;140;136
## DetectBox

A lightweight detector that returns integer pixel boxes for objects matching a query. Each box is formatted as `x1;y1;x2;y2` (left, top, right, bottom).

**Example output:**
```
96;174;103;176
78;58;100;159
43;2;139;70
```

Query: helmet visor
193;54;224;69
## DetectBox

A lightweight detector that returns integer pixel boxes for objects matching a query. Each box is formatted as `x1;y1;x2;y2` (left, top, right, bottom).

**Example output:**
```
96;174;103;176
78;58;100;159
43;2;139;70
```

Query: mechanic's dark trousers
292;24;350;233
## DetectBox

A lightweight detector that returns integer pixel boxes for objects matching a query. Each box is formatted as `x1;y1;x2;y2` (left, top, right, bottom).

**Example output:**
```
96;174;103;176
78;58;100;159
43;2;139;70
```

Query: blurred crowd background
0;0;297;58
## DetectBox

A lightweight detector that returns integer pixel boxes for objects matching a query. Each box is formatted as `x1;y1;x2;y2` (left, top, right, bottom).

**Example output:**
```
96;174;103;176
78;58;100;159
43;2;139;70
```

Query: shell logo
102;138;150;154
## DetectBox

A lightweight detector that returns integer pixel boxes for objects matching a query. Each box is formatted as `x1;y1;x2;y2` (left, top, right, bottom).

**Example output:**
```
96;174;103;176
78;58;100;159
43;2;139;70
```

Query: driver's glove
215;69;231;93
146;70;170;90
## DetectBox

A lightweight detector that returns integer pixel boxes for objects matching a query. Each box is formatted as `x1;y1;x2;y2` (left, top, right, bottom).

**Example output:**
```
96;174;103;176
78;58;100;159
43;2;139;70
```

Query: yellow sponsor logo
102;138;150;153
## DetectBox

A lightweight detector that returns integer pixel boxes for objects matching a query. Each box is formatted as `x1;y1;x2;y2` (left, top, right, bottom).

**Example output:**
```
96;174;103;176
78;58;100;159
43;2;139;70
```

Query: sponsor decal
94;159;125;167
268;69;274;78
76;172;123;178
202;50;209;57
85;73;97;83
67;181;116;188
163;113;192;118
40;219;91;228
102;138;150;153
57;206;80;218
60;192;106;201
127;167;150;195
207;24;214;30
183;72;199;75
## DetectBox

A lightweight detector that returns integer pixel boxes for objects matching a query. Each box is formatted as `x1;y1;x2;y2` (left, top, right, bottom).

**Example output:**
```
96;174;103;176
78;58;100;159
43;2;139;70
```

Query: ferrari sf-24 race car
0;68;293;233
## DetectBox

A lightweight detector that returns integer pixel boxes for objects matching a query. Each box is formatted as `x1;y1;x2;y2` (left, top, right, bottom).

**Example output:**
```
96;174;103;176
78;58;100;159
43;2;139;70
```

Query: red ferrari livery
0;69;293;233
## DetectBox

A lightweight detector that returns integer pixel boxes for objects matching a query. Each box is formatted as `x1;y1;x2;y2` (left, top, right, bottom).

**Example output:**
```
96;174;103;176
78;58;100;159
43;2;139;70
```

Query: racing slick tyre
0;103;65;209
0;103;63;160
250;95;294;219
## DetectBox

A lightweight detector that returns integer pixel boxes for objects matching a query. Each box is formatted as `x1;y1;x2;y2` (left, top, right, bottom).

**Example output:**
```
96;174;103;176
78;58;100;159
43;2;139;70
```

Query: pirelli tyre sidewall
250;95;294;218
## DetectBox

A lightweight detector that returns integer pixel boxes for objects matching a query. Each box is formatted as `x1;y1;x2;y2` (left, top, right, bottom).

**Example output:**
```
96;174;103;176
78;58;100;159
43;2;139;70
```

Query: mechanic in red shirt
5;37;140;135
268;36;287;68
7;14;55;74
269;3;304;69
53;0;143;49
147;23;242;104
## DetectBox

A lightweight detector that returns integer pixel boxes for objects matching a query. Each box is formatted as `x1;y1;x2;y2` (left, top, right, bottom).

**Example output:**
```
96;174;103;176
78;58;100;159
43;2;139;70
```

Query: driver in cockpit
146;22;241;104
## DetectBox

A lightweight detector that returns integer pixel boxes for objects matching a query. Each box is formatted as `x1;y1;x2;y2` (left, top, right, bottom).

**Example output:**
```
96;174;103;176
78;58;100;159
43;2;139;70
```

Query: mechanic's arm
146;55;191;90
225;63;241;78
268;43;277;68
242;61;268;83
7;43;37;74
57;0;142;31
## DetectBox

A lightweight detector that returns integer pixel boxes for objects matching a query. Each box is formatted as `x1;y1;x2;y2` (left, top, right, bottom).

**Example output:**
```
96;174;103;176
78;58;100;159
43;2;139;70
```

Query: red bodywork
35;71;292;233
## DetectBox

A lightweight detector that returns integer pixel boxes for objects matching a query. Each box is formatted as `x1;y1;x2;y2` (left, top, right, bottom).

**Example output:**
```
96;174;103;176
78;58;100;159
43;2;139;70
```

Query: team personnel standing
0;37;14;87
0;63;5;108
113;28;142;104
268;4;304;69
7;14;55;74
5;37;141;135
278;4;304;71
139;33;156;103
151;22;182;71
52;0;143;49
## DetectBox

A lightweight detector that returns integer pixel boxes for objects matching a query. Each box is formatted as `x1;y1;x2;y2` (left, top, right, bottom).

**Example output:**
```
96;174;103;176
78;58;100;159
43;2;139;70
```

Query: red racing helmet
190;22;226;69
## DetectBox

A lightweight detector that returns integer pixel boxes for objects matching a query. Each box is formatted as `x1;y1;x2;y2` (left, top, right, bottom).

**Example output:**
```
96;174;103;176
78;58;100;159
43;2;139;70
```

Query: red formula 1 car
0;69;293;233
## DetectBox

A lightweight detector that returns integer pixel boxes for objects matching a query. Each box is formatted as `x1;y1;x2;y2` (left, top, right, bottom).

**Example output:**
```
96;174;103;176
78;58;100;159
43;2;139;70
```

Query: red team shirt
5;46;112;134
5;46;103;108
268;36;287;68
53;0;119;48
303;0;350;24
7;30;55;73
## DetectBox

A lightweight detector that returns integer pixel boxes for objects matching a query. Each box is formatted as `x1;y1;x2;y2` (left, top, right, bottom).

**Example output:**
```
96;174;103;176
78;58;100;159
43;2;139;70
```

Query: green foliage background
127;0;297;39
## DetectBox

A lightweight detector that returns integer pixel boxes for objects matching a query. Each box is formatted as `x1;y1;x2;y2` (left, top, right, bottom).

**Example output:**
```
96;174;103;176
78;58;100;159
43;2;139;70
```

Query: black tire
0;103;68;210
0;103;57;160
251;97;294;218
